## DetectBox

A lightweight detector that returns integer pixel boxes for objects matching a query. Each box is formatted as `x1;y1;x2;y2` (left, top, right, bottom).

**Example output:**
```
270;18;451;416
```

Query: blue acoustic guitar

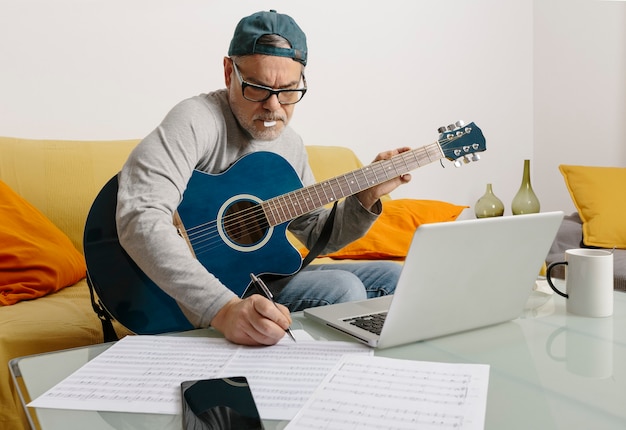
83;121;486;334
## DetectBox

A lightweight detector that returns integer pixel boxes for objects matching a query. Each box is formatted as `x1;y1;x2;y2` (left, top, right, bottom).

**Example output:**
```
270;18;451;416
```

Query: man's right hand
210;295;293;345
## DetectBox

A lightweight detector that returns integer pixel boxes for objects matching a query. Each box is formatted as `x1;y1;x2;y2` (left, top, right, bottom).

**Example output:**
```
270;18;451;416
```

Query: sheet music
29;332;371;420
286;355;490;430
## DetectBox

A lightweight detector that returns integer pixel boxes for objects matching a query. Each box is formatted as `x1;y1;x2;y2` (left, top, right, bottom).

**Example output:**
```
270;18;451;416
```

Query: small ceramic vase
511;159;540;215
475;183;505;218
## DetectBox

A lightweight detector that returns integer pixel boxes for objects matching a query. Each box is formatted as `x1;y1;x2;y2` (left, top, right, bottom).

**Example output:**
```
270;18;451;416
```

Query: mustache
254;114;285;123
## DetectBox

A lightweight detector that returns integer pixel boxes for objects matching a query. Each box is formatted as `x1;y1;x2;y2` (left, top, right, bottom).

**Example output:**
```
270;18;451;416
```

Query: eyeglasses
231;61;307;105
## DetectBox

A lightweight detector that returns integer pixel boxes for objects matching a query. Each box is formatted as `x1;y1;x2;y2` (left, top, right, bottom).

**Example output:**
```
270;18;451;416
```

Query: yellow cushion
306;145;363;178
306;199;467;260
559;165;626;249
0;137;140;252
0;180;87;305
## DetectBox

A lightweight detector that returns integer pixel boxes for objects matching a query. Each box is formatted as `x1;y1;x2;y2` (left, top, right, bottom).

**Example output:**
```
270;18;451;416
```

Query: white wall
3;1;623;218
534;0;626;214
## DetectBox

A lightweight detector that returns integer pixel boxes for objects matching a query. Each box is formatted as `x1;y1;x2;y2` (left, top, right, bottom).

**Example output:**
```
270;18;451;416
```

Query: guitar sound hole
223;200;268;246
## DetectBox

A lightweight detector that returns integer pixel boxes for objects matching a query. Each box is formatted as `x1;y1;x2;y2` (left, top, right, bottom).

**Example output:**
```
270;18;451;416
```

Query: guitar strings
185;139;455;258
185;157;396;254
186;142;445;257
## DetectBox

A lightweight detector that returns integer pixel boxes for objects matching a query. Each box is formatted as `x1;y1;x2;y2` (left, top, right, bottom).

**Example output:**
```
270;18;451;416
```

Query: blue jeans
273;261;402;312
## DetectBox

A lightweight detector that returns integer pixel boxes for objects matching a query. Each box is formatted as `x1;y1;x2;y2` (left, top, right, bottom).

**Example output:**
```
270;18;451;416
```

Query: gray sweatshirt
116;90;380;328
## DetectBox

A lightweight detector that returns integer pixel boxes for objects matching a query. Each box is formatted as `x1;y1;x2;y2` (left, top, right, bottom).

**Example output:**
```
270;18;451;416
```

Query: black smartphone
181;376;264;430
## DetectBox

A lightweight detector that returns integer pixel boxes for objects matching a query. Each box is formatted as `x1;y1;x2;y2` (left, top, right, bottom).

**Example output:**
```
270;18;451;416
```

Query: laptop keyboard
344;312;387;335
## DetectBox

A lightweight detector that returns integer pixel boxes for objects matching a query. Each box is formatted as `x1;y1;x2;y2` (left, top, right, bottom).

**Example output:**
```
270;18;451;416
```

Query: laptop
304;211;564;349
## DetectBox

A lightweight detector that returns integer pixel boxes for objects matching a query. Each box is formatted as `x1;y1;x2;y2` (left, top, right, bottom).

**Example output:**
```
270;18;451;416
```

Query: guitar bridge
173;210;197;258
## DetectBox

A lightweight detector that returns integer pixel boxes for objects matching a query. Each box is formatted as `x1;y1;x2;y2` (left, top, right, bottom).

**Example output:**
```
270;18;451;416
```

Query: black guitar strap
86;271;119;343
87;201;338;343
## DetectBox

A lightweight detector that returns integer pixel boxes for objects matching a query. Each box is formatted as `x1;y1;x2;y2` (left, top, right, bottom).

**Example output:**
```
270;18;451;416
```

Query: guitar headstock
438;121;486;167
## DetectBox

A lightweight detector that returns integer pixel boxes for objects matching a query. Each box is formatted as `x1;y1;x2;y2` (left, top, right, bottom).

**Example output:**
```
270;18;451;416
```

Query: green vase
511;159;540;215
475;183;505;218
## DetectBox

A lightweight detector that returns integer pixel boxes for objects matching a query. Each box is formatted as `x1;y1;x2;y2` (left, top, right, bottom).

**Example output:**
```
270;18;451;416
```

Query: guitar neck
262;142;444;226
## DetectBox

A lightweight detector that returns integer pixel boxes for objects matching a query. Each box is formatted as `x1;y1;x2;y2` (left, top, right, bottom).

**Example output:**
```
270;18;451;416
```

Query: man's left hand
356;147;412;210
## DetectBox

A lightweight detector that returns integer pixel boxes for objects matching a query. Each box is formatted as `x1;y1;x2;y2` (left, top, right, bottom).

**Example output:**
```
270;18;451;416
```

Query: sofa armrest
545;212;626;291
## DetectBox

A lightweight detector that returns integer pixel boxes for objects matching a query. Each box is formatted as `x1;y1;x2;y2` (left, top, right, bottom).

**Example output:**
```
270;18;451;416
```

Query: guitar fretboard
262;142;445;226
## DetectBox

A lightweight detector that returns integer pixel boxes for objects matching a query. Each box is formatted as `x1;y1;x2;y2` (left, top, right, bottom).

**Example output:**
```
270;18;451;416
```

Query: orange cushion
308;199;467;260
0;180;86;305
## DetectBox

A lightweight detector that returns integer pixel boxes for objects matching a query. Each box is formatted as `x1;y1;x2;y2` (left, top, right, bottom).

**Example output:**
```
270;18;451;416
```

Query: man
116;10;411;346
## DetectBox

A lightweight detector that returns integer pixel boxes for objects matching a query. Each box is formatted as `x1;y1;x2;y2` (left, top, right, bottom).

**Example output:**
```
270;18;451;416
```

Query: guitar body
84;152;304;334
178;152;304;294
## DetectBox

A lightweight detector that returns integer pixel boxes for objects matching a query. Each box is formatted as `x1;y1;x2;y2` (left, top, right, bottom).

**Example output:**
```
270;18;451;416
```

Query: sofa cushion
316;199;467;260
0;137;140;252
0;180;87;305
306;145;364;180
559;165;626;249
0;279;133;429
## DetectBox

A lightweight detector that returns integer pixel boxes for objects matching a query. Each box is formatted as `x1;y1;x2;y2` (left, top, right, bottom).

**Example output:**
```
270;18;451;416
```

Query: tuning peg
463;155;472;164
438;126;447;134
454;159;463;168
447;124;456;131
455;120;465;128
472;153;481;162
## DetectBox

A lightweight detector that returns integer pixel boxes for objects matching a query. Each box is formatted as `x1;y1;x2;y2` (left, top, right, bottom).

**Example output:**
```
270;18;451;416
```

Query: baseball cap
228;10;307;66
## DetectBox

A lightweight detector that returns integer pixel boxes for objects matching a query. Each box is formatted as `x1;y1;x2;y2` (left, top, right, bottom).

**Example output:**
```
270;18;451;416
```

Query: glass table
10;289;626;430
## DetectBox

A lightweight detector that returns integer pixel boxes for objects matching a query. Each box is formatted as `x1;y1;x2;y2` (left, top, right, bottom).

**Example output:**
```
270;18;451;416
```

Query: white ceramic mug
546;248;614;317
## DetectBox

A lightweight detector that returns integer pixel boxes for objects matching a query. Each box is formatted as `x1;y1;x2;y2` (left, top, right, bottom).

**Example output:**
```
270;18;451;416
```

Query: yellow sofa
0;136;468;429
0;137;371;429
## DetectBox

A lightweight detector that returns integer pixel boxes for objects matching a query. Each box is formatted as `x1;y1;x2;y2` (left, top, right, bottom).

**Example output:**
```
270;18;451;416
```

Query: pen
250;273;296;342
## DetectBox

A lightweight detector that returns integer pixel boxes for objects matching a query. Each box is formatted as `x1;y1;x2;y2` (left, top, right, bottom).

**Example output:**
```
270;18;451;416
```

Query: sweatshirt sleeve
116;98;235;328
